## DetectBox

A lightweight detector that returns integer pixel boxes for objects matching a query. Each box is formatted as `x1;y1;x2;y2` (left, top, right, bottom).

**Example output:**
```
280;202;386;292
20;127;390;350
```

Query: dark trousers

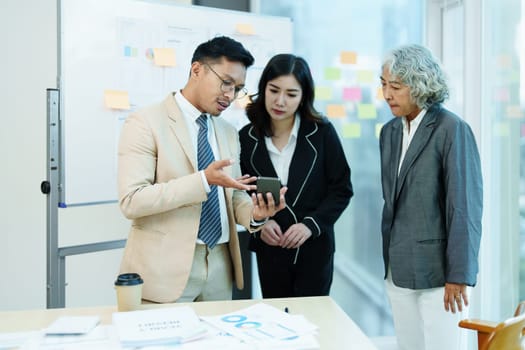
255;244;334;298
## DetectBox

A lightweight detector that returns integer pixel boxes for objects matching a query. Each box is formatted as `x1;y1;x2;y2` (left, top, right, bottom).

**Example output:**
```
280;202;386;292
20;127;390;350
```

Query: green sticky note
494;122;510;137
342;123;361;138
315;86;333;100
357;103;377;119
357;70;375;83
375;123;384;138
324;67;341;80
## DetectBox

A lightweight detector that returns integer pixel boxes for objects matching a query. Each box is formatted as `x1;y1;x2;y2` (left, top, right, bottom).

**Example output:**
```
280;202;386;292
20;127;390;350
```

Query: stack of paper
200;303;319;349
112;306;207;348
44;316;100;335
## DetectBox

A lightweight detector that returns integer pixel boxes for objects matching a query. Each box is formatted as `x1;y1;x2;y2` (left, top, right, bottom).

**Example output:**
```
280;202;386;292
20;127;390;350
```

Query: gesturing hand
204;159;256;191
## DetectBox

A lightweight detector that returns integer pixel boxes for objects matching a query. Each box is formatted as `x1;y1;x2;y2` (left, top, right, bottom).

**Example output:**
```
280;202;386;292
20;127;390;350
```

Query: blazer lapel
287;121;318;206
245;120;318;207
164;93;197;170
247;126;278;178
210;118;234;171
389;120;403;205
395;107;439;199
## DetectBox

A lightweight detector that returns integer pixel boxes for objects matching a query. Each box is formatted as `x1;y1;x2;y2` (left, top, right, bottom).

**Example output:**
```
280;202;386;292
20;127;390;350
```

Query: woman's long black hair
245;54;324;138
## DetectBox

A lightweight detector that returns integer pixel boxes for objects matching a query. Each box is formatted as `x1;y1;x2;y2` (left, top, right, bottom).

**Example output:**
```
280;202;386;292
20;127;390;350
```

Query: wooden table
0;296;377;349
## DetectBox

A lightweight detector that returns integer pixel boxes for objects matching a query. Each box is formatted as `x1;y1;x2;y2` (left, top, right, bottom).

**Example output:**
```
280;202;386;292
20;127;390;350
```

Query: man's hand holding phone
256;176;282;205
251;176;287;221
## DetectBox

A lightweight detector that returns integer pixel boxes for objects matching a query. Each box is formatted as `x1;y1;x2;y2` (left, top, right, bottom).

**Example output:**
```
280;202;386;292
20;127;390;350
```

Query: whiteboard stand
42;89;126;308
43;88;63;308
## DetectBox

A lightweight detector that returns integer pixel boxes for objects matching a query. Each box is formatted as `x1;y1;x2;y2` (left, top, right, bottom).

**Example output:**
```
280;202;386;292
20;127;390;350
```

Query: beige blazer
117;93;254;303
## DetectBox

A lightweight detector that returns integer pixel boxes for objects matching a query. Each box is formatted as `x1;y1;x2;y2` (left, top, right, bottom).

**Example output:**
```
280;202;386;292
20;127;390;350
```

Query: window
256;0;424;336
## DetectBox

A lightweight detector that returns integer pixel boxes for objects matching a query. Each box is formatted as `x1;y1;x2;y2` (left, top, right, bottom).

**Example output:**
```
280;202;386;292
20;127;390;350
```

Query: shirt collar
289;114;301;141
401;108;427;129
174;91;204;123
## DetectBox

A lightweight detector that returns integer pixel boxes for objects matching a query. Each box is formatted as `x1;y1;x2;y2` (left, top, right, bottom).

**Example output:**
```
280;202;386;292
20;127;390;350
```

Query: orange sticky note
326;104;346;118
341;51;357;64
153;48;176;67
236;23;255;35
506;105;523;118
497;54;512;69
104;90;130;110
235;95;251;109
376;87;384;100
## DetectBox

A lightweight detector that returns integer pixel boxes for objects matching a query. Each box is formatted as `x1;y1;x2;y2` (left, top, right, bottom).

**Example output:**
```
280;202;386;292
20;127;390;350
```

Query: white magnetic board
59;0;292;206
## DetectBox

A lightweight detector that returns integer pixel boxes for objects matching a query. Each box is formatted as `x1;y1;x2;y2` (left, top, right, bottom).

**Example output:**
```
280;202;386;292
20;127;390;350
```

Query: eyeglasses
204;63;248;100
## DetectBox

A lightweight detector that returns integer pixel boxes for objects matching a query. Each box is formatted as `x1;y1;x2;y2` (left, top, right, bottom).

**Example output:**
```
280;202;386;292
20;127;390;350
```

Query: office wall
1;0;190;311
2;0;55;310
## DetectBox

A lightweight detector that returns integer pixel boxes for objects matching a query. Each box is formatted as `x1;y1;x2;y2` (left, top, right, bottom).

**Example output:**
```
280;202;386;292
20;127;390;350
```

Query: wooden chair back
514;301;525;317
482;314;525;350
459;301;525;350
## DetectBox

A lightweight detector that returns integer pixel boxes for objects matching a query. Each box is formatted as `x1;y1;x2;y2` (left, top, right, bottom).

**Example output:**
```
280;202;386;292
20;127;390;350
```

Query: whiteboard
59;0;292;206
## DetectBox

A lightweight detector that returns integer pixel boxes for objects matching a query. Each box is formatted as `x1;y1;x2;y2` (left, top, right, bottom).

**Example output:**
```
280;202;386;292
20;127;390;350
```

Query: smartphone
256;176;281;205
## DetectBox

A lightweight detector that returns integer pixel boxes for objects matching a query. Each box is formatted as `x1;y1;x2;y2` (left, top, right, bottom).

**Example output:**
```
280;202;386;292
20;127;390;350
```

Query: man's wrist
250;217;268;227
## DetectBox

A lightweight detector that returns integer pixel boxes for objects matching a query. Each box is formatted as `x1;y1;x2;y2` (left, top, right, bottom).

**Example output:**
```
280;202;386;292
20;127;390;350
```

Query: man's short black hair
191;36;254;68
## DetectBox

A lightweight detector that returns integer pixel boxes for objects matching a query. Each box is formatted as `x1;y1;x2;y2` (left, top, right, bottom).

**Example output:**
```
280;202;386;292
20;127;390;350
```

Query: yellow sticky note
324;67;341;80
236;23;255;35
235;95;251;109
326;104;346;118
357;103;377;119
315;86;333;100
506;105;523;118
376;87;384;100
342;123;361;138
493;122;510;137
375;123;384;138
340;51;357;64
104;90;130;110
153;48;176;67
357;70;375;83
497;54;512;69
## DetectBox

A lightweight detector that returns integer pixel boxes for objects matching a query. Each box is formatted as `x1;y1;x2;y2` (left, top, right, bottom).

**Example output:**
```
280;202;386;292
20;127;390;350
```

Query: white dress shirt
174;92;229;245
264;115;300;186
398;109;427;176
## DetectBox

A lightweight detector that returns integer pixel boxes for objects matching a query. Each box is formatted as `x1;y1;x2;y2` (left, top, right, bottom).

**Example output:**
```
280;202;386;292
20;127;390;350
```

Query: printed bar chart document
112;306;207;347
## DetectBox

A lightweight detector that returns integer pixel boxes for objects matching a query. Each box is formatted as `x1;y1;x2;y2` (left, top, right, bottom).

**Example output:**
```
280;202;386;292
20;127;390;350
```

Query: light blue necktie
196;114;221;248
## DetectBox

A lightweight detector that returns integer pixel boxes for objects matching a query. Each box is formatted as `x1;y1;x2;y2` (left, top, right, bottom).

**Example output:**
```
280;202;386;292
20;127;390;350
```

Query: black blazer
239;117;353;253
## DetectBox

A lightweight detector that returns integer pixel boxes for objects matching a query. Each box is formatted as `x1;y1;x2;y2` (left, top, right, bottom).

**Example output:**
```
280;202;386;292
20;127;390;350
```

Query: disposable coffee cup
114;273;143;312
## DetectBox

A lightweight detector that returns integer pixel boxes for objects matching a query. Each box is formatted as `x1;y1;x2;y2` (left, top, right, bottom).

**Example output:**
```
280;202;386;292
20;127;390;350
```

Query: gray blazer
380;104;482;289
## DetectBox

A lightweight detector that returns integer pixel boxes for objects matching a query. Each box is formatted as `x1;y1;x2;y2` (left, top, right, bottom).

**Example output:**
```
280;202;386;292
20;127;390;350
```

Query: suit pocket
127;226;166;259
415;240;446;286
417;238;446;244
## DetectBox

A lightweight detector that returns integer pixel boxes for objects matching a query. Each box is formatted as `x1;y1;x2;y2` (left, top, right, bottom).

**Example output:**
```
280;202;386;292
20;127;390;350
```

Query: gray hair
382;44;449;109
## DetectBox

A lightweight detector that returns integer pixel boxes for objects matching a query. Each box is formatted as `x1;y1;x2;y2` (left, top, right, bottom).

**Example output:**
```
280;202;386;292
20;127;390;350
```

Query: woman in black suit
239;54;353;297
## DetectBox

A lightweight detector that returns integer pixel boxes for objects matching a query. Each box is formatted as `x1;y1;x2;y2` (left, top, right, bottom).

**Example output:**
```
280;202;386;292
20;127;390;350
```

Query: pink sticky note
343;87;362;101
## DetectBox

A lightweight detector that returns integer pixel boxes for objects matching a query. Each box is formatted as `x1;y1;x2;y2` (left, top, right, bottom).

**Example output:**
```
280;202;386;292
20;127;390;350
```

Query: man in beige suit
117;36;286;303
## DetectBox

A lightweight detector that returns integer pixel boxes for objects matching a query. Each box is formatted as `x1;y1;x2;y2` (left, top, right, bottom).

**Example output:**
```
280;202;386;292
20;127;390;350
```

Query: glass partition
256;0;424;336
